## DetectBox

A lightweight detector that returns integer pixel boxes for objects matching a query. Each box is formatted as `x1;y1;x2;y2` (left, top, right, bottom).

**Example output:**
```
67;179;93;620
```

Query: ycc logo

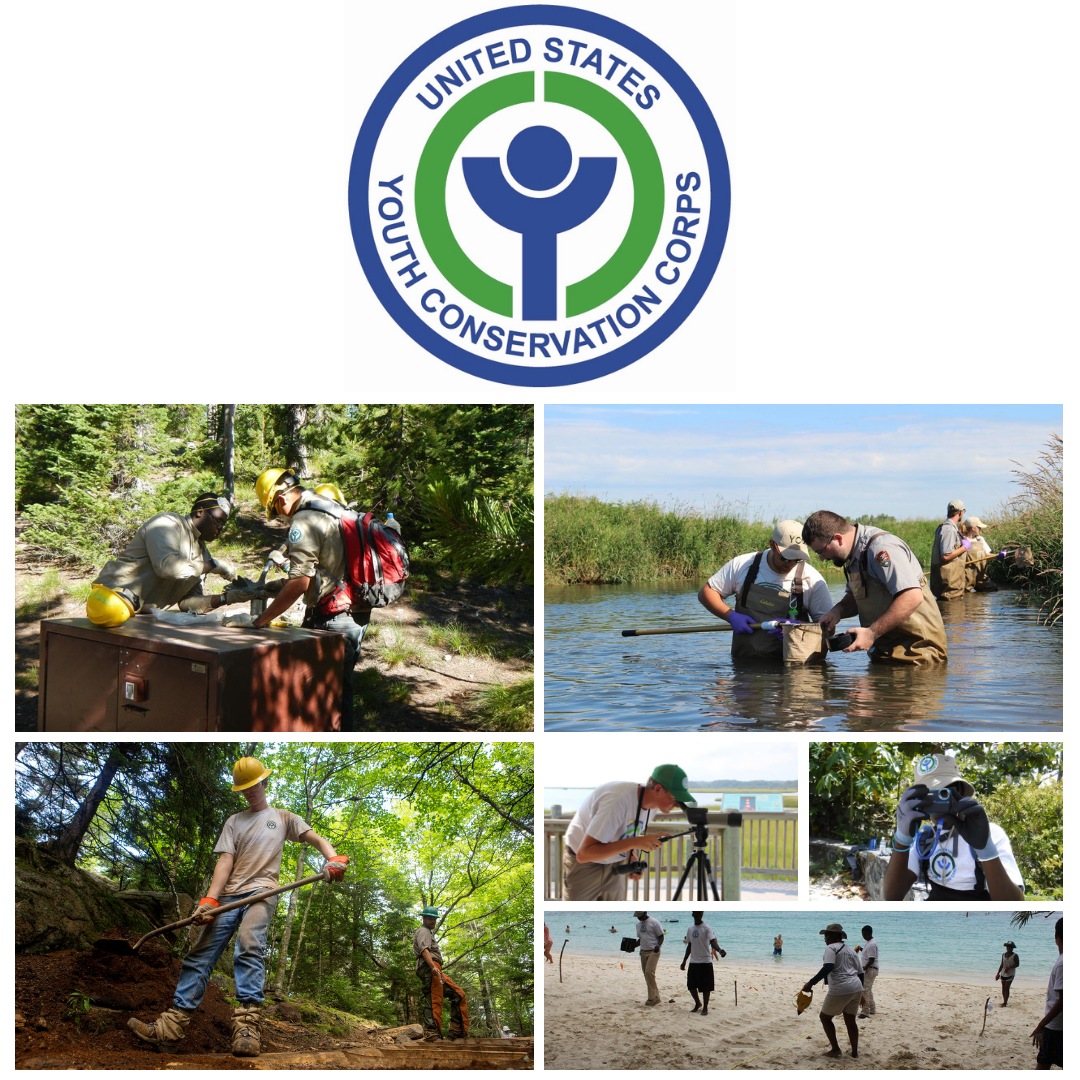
349;5;730;386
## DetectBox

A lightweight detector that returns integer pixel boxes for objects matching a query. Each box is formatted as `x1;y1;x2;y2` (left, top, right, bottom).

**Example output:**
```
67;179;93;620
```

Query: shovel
962;545;1034;570
622;620;782;637
94;869;332;956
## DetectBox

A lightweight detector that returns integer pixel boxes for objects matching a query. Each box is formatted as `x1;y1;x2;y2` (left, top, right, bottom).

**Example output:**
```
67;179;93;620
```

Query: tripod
670;825;720;901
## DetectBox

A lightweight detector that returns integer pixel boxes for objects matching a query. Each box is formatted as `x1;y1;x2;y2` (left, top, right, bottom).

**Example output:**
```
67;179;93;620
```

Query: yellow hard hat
314;482;346;505
86;585;141;627
231;756;272;791
255;468;299;520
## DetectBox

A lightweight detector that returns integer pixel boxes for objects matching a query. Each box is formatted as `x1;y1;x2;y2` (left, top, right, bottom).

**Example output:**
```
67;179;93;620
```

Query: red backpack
305;497;409;614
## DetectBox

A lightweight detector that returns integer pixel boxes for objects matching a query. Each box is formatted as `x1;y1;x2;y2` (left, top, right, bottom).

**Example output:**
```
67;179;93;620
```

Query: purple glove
960;537;972;550
997;549;1007;560
727;611;756;635
767;618;800;639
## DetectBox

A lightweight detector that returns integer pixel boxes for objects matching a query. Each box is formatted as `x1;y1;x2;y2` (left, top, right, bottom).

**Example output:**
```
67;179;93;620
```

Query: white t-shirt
565;782;649;866
999;951;1019;978
683;921;717;964
1044;954;1063;1031
214;806;312;895
905;822;1023;893
861;937;879;970
823;941;863;995
637;917;665;950
706;551;834;621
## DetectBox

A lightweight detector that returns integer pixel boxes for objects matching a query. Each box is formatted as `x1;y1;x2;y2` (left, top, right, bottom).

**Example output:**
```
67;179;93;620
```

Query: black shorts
1037;1027;1062;1068
686;963;714;992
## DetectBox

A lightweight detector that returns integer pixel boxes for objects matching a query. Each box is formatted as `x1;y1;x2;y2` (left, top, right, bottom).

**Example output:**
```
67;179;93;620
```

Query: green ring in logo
415;71;664;319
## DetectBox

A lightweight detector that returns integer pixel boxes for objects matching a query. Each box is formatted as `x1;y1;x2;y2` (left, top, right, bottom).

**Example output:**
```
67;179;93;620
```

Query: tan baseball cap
948;498;966;513
912;751;974;799
772;520;810;561
965;516;987;529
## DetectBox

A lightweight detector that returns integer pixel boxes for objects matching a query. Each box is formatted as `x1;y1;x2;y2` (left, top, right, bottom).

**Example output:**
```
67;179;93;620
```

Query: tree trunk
285;405;312;479
286;883;316;995
222;404;236;501
44;746;126;865
471;922;497;1030
270;843;308;996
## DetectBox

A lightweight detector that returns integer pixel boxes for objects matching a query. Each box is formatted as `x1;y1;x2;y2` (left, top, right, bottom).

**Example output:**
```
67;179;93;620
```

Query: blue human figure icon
463;126;616;320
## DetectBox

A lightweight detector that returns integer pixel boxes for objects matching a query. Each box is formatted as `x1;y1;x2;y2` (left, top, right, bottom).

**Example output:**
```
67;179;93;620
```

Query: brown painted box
38;617;344;732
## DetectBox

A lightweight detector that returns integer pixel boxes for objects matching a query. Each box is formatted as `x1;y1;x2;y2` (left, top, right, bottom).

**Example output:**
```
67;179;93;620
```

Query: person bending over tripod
561;765;692;901
680;912;725;1015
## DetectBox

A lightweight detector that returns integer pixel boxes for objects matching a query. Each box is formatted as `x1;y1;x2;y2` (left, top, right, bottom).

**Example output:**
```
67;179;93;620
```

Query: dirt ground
15;516;533;732
14;933;403;1069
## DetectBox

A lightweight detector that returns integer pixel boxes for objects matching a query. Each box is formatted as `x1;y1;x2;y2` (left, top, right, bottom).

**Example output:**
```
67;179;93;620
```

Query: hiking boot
231;1004;261;1057
127;1006;193;1051
422;1030;443;1042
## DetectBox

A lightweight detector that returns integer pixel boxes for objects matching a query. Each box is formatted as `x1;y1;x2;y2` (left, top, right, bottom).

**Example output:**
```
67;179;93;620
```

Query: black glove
942;796;992;853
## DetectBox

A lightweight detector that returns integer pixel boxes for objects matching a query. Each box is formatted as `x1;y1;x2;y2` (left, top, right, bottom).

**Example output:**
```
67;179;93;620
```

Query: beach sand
544;954;1046;1070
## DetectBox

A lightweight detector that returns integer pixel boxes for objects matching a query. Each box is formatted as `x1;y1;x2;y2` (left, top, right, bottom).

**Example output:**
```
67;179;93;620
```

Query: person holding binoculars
561;765;694;901
881;753;1024;901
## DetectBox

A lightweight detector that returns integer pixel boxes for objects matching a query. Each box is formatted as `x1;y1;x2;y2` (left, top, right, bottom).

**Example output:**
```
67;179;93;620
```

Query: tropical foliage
15;741;534;1032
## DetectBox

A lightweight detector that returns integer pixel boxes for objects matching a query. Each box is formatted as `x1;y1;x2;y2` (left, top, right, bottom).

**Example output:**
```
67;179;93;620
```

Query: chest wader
846;533;948;665
732;551;807;658
964;541;994;591
930;524;967;601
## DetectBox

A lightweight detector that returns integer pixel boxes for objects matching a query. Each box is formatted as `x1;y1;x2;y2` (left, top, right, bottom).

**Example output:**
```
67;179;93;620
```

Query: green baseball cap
420;906;439;918
649;764;695;804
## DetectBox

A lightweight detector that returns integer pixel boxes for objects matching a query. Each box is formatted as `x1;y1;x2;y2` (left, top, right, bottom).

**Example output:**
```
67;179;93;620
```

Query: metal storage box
38;617;344;732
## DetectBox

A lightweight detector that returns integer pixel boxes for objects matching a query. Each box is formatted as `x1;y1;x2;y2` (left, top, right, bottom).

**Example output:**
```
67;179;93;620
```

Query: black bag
620;937;639;953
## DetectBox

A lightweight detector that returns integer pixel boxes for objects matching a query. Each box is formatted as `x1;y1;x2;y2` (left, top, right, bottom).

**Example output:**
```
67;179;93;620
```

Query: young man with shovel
127;756;347;1057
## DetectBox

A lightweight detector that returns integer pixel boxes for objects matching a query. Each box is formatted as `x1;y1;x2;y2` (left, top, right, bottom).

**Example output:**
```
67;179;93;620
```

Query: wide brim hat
819;923;846;937
773;519;811;561
912;752;975;798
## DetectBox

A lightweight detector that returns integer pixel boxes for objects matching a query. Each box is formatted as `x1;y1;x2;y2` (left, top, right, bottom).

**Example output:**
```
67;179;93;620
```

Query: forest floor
15;935;534;1069
15;515;533;732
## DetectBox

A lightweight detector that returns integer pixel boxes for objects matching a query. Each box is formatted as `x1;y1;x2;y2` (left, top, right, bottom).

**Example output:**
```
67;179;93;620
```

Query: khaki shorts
820;990;863;1017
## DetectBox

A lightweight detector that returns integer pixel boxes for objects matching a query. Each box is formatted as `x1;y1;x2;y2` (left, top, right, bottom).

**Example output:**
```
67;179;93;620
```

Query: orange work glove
325;855;349;881
195;897;220;924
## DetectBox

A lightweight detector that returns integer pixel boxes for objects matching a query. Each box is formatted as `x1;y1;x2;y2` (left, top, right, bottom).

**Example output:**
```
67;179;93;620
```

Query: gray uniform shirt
935;519;962;557
93;512;208;608
637;917;665;950
285;489;349;606
413;926;443;975
845;524;924;597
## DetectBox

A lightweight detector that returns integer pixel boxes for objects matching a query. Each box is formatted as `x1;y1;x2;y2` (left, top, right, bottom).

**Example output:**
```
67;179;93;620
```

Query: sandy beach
544;954;1047;1070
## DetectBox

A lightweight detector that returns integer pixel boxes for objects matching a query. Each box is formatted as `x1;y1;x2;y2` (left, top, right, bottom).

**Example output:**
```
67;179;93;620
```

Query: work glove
960;538;972;551
324;854;349;881
222;582;271;605
727;611;756;635
268;547;290;571
942;796;995;858
207;558;238;581
262;578;288;596
222;613;255;628
194;897;220;925
894;785;925;847
178;593;216;614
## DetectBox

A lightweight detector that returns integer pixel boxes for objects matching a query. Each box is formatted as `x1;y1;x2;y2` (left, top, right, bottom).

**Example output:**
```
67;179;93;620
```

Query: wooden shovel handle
133;869;330;949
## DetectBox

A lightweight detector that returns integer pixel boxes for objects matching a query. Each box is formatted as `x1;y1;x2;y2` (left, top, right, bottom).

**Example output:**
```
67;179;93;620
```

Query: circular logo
288;527;302;544
266;820;277;830
349;5;730;386
929;851;956;882
917;755;938;775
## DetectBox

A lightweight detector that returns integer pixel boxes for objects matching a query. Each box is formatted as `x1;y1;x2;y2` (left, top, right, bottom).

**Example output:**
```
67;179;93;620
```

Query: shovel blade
93;938;136;955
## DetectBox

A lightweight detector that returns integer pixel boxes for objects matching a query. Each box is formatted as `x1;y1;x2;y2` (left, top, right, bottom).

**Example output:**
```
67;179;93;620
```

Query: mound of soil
16;934;234;1065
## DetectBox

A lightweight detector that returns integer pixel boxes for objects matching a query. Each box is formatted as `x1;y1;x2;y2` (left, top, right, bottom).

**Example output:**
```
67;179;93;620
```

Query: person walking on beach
803;511;948;665
996;940;1018;1006
802;923;864;1060
1031;918;1062;1070
697;520;834;658
773;934;783;957
681;912;725;1015
544;924;553;964
857;926;879;1018
561;766;691;900
635;911;665;1006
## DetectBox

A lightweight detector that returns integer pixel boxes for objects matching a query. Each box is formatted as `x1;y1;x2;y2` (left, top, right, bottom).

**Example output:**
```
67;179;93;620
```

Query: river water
544;909;1058;986
544;583;1062;731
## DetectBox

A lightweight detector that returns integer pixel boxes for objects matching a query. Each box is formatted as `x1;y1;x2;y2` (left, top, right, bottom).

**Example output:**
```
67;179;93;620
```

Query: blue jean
307;610;368;731
173;892;278;1011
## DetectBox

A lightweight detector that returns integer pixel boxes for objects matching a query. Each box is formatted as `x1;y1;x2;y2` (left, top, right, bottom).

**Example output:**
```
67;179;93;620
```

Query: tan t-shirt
285;490;348;606
413;926;443;975
213;807;312;896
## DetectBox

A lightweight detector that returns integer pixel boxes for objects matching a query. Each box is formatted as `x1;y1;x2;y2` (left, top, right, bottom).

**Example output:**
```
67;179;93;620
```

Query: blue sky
544;404;1062;519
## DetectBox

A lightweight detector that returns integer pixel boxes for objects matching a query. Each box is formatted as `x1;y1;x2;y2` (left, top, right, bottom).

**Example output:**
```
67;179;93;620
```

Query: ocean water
544;909;1059;986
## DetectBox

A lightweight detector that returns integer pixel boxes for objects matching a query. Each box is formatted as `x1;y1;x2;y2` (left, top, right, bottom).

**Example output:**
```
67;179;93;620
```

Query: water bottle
384;512;401;535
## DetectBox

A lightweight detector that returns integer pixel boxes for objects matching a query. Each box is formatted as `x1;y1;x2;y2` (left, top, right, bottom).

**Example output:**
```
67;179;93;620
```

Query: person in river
774;933;783;956
698;520;834;659
881;752;1024;901
803;511;948;665
680;912;725;1015
561;766;690;900
930;498;969;601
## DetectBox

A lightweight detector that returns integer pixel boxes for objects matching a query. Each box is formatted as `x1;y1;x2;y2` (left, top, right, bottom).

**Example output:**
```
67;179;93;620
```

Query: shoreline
545;955;1047;1070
